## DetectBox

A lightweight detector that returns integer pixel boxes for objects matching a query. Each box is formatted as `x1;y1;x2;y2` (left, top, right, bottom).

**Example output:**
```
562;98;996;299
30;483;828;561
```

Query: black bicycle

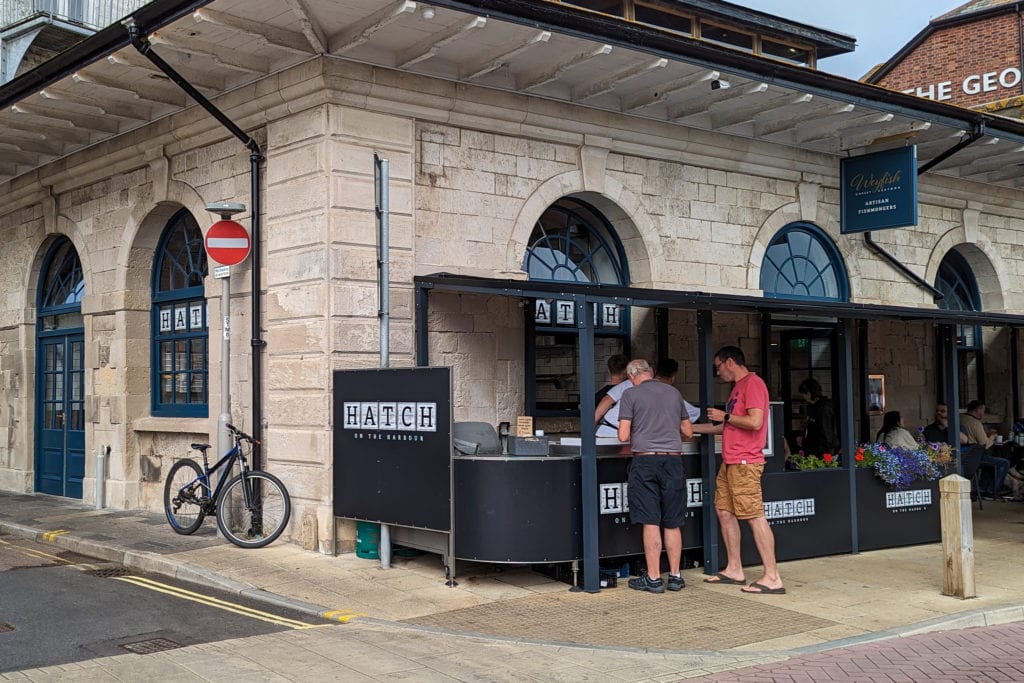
163;423;291;548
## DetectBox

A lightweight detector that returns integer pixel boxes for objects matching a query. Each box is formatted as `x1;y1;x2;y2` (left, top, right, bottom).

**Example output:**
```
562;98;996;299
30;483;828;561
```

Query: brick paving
696;622;1024;682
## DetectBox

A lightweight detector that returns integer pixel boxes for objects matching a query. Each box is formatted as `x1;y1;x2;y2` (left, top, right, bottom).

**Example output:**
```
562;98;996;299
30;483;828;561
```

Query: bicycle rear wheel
164;459;206;534
215;471;291;548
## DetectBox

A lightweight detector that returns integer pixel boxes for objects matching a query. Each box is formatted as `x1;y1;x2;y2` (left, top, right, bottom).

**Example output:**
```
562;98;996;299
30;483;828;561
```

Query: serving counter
452;442;706;563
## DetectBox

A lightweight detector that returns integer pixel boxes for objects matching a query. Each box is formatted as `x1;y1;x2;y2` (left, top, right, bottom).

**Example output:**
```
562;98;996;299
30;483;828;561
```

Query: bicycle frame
184;438;252;509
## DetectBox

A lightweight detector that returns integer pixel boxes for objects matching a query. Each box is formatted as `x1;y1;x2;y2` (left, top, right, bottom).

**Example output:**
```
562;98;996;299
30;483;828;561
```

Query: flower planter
855;468;940;551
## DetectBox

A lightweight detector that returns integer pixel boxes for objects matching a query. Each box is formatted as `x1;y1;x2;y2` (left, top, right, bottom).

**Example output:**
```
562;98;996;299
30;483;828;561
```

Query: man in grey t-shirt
618;359;694;593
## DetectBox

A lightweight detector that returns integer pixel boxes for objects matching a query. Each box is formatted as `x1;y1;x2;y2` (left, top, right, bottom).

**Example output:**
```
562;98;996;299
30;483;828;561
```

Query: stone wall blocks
267;177;330;219
267;321;330;354
267;213;330;253
332;245;378;281
266;249;328;287
330;106;413;146
268;106;326;149
267;356;328;391
328;209;376;246
331;283;378;318
267;145;323;186
331;319;383;353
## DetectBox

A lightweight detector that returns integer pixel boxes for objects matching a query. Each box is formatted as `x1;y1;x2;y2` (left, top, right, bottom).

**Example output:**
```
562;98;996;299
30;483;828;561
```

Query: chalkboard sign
333;367;452;531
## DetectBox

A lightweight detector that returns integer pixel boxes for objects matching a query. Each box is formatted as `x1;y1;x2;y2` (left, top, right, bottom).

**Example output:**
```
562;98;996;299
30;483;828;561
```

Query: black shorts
628;455;686;528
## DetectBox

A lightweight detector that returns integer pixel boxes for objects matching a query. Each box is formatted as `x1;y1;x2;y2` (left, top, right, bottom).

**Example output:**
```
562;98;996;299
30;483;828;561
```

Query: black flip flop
703;572;746;585
741;581;786;595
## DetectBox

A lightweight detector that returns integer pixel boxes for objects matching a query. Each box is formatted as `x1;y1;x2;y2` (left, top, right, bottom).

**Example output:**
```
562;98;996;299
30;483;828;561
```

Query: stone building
1;0;1023;554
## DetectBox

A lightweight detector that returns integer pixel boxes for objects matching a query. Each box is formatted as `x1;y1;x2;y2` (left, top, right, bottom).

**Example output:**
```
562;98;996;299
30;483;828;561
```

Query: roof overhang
415;273;1024;327
3;0;1024;192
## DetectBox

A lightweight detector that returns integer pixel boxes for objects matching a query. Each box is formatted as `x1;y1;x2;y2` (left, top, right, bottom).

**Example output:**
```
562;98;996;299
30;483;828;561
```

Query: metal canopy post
415;285;430;367
375;153;393;570
835;318;857;553
696;309;718;574
1012;328;1020;423
576;295;600;592
857;320;869;443
940;324;961;468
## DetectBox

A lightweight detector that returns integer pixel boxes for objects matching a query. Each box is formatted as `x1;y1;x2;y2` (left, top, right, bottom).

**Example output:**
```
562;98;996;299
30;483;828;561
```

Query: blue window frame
523;198;629;415
38;237;84;332
151;209;208;417
760;223;849;301
936;250;983;404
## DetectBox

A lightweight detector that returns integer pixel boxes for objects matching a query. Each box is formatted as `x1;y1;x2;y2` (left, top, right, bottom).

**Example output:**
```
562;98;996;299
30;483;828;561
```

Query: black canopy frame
415;272;1019;592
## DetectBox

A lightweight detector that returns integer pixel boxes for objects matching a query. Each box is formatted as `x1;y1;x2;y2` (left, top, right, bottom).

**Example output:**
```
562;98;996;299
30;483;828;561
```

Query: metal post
577;296;599;592
375;153;393;570
836;318;857;553
205;203;246;465
218;269;231;458
696;310;717;574
95;445;107;509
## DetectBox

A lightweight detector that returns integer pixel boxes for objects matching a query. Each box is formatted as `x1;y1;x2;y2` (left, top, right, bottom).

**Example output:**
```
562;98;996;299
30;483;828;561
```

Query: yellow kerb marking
42;530;69;542
323;609;364;623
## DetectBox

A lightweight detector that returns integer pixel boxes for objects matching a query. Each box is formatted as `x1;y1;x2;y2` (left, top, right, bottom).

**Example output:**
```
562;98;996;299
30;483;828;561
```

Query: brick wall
877;13;1024;108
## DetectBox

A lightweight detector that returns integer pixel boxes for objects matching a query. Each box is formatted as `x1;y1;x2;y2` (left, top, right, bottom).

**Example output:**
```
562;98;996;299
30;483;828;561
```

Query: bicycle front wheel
215;471;291;548
164;459;206;535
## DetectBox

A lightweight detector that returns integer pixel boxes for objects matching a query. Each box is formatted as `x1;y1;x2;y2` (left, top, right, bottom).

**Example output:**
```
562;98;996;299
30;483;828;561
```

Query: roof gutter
0;0;213;110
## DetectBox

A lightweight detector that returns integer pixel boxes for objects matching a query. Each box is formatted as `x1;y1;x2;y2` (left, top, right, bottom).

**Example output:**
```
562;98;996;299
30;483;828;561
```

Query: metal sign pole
215;265;232;459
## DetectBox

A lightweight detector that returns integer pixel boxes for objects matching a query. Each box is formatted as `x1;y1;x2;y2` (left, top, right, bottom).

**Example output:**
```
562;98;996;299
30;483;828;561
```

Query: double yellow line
0;538;70;564
114;575;328;629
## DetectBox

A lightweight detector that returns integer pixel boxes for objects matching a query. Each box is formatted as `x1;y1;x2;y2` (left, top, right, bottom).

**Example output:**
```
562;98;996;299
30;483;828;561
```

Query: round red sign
205;220;251;266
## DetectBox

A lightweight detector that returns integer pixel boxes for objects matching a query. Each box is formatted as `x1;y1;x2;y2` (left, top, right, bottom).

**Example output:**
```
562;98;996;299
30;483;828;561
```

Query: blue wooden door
36;333;85;498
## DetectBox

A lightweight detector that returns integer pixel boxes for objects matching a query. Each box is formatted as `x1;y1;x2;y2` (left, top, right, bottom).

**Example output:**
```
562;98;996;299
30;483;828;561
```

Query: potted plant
854;441;946;550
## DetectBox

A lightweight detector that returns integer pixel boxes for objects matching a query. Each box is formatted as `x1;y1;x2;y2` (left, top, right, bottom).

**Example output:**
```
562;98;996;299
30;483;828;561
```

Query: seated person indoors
922;402;955;445
875;411;918;451
961;400;1010;497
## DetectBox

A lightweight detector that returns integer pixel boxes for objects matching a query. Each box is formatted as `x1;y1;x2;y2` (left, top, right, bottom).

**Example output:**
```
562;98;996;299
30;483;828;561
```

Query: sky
737;0;969;79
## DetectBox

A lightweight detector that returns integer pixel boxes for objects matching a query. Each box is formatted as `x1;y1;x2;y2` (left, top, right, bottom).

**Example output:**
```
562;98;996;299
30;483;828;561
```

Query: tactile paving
404;583;835;650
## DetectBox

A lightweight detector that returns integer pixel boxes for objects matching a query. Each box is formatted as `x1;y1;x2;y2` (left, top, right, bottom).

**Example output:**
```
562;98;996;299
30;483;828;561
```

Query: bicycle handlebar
225;423;259;445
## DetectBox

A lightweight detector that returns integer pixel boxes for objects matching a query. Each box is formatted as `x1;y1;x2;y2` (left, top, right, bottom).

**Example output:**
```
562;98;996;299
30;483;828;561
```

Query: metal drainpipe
375;154;392;569
125;18;266;461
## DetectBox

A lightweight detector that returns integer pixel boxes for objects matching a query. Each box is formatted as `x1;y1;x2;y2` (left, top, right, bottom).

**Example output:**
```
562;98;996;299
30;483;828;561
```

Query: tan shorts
715;463;765;520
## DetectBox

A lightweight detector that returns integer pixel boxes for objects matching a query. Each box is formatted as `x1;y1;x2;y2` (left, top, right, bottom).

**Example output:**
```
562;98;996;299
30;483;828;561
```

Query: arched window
523;198;629;414
152;209;208;417
937;250;983;404
38;237;84;331
760;223;848;301
524;199;627;285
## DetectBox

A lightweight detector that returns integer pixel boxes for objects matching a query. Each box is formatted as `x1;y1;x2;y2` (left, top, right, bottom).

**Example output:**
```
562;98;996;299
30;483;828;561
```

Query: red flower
855;452;865;462
823;453;833;463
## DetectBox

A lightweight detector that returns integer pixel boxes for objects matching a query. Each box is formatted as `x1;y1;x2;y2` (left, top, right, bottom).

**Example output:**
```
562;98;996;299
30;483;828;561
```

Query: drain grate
120;637;182;654
0;623;14;633
85;567;132;578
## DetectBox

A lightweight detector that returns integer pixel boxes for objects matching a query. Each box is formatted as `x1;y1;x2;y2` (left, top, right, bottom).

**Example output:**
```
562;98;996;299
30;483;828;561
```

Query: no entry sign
205;220;251;266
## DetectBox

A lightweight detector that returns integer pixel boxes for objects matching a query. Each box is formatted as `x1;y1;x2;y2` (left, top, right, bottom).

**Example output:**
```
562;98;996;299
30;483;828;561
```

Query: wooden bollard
940;474;975;599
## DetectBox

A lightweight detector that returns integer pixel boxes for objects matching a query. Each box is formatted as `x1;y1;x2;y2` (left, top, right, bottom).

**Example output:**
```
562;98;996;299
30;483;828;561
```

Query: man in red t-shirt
695;345;784;595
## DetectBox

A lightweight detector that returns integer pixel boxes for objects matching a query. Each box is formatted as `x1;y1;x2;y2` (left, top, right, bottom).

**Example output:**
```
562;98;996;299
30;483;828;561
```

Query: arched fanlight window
523;198;630;415
937;250;983;404
38;237;84;331
151;209;209;417
760;223;849;301
524;198;627;285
